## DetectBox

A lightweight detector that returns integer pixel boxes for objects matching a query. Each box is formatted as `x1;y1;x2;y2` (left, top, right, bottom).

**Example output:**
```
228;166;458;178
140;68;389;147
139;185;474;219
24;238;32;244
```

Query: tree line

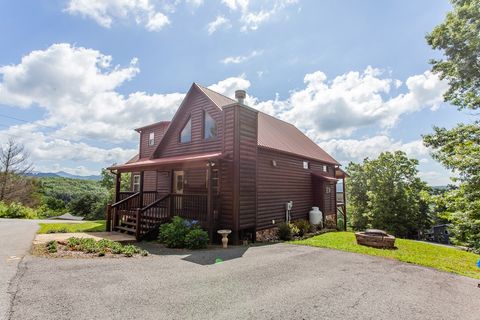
347;0;480;253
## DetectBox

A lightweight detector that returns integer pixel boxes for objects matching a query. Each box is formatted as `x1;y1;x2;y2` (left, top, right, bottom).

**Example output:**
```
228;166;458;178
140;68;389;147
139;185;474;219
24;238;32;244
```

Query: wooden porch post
342;176;347;231
113;171;121;230
206;162;213;243
139;171;144;208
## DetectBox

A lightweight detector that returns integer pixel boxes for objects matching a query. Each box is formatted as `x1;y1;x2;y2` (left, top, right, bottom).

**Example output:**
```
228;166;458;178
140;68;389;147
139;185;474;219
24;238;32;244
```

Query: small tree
0;139;34;204
346;151;432;238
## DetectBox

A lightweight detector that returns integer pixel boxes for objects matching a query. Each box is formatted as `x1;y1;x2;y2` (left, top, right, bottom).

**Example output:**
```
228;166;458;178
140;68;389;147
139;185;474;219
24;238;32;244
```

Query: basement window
180;118;192;143
148;132;155;146
303;161;309;169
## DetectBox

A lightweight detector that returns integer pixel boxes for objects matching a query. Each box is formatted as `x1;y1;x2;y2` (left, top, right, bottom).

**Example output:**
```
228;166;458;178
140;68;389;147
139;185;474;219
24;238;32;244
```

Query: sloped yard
293;231;480;279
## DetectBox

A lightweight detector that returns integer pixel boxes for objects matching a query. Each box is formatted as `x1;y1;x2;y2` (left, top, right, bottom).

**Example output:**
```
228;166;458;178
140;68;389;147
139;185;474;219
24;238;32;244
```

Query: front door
173;170;184;194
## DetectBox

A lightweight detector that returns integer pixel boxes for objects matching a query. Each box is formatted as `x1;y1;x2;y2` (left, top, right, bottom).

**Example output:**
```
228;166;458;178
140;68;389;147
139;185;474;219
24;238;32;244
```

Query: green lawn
292;232;480;279
37;220;106;234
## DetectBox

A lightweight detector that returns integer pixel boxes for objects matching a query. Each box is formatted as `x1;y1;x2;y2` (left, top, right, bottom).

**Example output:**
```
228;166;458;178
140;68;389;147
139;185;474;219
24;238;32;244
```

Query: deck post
106;204;112;231
135;208;142;240
115;172;121;202
342;176;347;231
139;171;144;208
206;162;213;243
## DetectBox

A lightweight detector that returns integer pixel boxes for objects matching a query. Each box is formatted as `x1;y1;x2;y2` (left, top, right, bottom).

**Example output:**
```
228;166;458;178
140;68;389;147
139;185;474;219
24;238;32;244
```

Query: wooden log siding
256;148;336;230
219;107;235;230
139;123;169;158
237;106;258;230
154;87;223;158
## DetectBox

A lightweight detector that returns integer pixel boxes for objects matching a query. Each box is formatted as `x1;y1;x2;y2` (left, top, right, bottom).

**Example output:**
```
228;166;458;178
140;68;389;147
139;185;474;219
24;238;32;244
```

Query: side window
180;118;192;143
148;132;155;146
133;175;140;192
204;111;217;139
322;165;327;172
303;161;309;169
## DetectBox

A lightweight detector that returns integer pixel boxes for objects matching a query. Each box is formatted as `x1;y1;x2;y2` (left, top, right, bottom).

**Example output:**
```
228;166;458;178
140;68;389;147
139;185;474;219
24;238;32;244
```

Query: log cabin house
107;83;347;243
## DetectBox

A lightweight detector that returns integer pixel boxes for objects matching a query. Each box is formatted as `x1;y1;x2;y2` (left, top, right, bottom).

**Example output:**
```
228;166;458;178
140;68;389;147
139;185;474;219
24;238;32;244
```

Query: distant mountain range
27;171;101;181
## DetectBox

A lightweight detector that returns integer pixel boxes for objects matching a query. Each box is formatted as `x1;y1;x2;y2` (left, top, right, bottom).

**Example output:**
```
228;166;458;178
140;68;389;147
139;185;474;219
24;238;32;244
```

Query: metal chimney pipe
235;90;246;104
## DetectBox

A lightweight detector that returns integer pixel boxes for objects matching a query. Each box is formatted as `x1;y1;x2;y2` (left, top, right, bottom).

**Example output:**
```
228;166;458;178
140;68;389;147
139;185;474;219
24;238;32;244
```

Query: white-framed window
203;111;217;139
180;118;192;143
133;175;140;192
322;165;327;172
303;161;309;169
148;132;155;146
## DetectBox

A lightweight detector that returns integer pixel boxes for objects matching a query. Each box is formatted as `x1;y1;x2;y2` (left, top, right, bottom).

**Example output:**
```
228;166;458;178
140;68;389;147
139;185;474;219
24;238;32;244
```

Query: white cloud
241;67;448;140
65;0;170;31
320;136;430;163
0;46;449;182
220;50;262;64
221;0;297;32
207;15;230;34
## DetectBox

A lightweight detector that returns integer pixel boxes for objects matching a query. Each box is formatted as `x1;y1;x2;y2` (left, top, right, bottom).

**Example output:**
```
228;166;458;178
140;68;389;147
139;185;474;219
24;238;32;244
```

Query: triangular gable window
180;118;192;143
204;111;217;139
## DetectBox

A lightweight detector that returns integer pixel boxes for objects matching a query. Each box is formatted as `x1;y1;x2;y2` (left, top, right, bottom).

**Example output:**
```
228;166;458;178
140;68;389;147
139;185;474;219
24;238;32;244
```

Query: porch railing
107;192;215;240
171;194;208;224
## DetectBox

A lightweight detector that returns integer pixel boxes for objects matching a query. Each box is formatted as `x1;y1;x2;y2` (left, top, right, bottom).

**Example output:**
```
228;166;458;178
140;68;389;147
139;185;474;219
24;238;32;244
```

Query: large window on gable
203;111;217;139
180;118;192;143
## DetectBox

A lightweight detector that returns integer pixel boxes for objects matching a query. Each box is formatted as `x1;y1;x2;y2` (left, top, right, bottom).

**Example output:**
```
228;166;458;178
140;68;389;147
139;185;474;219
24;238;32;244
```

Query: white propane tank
309;207;323;226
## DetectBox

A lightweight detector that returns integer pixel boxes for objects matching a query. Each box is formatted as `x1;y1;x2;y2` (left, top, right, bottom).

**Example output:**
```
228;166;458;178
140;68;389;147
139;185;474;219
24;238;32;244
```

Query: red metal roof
135;121;170;132
257;112;339;165
195;83;237;108
312;172;338;182
109;152;222;171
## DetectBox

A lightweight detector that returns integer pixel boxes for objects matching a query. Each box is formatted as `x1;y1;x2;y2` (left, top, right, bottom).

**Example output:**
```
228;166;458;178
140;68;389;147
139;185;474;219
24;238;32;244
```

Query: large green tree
423;0;480;252
346;151;431;238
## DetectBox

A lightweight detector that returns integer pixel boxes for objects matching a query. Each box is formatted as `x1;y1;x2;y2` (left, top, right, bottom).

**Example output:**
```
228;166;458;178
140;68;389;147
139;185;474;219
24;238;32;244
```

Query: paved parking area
8;240;480;320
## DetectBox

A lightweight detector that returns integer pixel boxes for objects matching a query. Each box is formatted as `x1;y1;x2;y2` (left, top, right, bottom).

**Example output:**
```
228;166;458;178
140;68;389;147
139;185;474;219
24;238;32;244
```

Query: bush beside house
158;216;209;249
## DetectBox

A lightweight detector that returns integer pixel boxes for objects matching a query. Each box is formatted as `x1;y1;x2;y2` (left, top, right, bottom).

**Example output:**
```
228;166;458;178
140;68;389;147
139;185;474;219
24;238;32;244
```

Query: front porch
106;154;222;241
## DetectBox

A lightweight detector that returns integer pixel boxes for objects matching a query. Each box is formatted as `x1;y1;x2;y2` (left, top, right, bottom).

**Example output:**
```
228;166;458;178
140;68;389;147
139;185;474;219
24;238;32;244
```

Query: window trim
133;174;140;192
303;161;309;169
202;110;218;141
148;132;155;146
179;116;192;144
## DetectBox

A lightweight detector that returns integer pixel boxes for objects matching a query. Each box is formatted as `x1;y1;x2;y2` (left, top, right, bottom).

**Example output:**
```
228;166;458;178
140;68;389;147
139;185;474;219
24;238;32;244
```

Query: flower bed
35;237;148;258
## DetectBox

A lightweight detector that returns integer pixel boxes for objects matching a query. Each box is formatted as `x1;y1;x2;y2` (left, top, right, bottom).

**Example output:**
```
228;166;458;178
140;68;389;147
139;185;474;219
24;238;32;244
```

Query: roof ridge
194;83;237;106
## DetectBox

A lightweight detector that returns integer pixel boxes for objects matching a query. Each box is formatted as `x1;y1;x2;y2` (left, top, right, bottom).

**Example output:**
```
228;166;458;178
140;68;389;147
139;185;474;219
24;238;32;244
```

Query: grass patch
37;220;106;234
292;232;480;280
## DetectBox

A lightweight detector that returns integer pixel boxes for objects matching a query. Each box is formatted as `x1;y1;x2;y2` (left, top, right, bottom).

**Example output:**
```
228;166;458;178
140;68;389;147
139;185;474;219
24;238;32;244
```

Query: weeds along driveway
9;243;480;320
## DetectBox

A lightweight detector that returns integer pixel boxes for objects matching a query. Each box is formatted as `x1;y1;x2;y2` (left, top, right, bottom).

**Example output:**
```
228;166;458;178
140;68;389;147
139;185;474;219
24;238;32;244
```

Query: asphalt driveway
8;240;480;320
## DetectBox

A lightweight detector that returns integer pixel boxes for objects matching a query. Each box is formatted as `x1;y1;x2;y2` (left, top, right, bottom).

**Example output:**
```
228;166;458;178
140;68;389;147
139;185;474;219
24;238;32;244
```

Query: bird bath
217;229;232;248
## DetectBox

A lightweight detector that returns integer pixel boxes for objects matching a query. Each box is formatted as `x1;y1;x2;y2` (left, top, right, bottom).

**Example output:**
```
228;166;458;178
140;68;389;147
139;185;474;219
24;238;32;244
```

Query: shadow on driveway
138;242;275;265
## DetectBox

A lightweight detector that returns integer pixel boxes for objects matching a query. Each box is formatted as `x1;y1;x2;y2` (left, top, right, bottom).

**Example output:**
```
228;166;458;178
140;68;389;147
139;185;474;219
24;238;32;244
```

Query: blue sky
0;0;472;184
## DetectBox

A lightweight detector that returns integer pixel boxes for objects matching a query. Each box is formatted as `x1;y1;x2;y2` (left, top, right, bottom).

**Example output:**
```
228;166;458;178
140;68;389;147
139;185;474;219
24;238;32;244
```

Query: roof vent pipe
235;90;246;104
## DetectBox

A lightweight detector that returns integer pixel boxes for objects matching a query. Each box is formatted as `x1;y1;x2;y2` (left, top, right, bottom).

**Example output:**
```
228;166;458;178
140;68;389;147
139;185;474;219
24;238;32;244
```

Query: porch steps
115;225;136;233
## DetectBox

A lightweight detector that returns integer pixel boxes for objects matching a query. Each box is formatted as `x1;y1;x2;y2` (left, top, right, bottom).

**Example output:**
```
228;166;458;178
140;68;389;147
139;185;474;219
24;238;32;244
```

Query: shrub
289;223;300;236
158;216;209;249
158;216;190;248
293;219;311;237
0;202;38;219
46;240;57;253
185;228;209;249
277;222;292;240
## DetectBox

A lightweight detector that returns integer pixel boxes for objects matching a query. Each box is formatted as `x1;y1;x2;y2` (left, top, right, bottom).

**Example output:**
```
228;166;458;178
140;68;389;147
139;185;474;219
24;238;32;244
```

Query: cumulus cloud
65;0;170;31
207;15;230;34
240;67;448;140
221;0;297;31
220;50;262;64
0;45;448;181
